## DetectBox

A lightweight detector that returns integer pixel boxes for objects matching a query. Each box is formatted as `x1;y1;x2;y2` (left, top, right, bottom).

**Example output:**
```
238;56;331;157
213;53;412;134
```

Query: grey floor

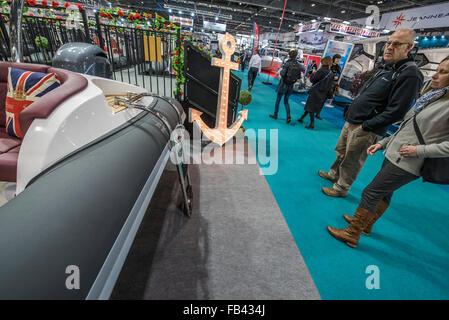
111;136;321;300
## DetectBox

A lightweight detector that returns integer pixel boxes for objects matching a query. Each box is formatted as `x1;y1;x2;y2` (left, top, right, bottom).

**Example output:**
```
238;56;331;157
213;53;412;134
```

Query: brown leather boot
343;200;389;236
327;207;375;248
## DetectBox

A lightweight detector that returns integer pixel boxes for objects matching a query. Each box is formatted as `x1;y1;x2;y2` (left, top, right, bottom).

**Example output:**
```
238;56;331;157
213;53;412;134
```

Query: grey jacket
379;90;449;176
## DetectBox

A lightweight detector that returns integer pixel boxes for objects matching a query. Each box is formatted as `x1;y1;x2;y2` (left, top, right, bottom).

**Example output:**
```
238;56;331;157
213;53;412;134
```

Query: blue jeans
274;92;292;116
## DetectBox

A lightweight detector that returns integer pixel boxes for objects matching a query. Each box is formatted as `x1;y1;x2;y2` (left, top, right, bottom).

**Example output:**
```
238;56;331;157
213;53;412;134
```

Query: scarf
414;86;449;114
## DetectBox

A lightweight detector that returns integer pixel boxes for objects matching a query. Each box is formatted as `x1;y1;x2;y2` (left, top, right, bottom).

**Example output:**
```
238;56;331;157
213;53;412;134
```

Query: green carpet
235;69;449;300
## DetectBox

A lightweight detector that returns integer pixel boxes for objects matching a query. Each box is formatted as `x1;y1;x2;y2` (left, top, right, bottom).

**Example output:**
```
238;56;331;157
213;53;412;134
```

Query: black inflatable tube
0;97;183;299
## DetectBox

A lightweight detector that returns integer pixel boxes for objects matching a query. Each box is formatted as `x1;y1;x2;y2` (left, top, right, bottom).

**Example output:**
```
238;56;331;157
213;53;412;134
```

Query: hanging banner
294;23;321;35
75;0;110;9
260;33;278;41
381;2;449;30
169;16;193;27
203;21;227;32
297;32;330;50
351;2;449;31
252;22;259;55
280;32;296;42
329;23;381;38
322;40;354;83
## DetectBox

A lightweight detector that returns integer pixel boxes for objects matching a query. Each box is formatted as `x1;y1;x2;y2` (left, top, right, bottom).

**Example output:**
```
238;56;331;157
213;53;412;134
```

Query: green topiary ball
239;90;252;106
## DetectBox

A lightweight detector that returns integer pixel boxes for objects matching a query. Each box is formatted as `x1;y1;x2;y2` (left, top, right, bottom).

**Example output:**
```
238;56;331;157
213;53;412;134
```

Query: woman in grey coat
327;56;449;248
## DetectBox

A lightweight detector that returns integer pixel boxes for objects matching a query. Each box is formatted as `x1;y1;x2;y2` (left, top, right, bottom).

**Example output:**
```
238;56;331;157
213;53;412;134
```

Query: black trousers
248;67;258;88
359;158;419;213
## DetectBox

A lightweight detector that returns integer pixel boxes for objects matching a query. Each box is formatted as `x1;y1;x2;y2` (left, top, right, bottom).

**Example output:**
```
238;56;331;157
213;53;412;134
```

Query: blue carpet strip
235;69;449;299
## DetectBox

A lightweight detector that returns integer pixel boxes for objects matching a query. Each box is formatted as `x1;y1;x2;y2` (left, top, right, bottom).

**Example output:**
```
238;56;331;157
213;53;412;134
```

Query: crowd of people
237;28;449;249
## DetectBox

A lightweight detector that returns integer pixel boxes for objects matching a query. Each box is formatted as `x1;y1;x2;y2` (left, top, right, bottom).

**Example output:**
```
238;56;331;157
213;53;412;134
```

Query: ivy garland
171;31;193;98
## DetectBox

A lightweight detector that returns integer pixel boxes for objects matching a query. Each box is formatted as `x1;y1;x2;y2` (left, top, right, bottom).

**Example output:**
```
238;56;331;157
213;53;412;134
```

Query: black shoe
286;116;291;124
306;124;314;130
316;115;323;120
269;114;278;120
298;118;304;123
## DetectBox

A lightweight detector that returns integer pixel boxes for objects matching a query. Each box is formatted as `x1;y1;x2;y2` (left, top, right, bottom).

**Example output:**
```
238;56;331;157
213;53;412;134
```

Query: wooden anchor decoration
190;33;248;146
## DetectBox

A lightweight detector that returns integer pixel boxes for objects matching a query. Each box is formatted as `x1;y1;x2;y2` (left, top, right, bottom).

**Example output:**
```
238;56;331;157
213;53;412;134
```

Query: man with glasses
319;28;423;198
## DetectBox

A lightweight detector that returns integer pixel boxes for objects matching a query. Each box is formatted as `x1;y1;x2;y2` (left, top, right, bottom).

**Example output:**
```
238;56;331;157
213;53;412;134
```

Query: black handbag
412;116;449;184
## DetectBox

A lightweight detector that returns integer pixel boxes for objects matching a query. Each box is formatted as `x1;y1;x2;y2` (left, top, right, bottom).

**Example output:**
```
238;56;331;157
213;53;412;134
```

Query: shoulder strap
412;115;426;145
392;61;417;81
311;70;332;88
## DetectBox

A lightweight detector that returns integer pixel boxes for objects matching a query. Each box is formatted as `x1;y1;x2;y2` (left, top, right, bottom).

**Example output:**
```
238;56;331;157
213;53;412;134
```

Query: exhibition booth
0;0;448;301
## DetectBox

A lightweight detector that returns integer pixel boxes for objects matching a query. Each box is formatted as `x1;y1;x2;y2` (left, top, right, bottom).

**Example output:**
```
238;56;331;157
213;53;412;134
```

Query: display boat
0;0;192;299
260;48;285;72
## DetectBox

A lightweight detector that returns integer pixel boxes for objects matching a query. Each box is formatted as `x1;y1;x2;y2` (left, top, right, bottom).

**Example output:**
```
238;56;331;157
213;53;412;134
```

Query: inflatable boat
0;0;192;299
0;60;192;299
261;48;284;72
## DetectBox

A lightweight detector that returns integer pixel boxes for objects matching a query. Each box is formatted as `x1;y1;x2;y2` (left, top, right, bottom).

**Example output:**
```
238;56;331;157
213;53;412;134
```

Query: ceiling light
341;10;346;13
343;21;350;24
191;12;195;17
324;17;331;21
215;16;218;21
178;10;182;14
365;25;373;29
311;19;316;22
311;3;316;6
383;29;390;33
168;9;172;13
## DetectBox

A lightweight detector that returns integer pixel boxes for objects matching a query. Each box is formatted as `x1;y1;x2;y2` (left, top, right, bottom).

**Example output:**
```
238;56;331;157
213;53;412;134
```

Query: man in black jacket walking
319;28;423;197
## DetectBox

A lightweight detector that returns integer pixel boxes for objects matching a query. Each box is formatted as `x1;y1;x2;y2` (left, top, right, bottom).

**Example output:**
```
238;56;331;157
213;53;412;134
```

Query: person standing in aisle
269;50;305;124
317;54;342;120
248;49;261;92
240;51;248;72
327;56;449;248
318;28;423;198
297;56;334;129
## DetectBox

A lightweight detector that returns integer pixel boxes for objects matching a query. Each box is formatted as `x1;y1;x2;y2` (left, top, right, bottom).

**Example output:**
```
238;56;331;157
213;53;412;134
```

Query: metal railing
0;11;181;98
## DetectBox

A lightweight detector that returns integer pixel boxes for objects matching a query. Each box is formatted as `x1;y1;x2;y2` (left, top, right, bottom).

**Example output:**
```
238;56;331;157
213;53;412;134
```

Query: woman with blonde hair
327;56;449;248
298;56;334;129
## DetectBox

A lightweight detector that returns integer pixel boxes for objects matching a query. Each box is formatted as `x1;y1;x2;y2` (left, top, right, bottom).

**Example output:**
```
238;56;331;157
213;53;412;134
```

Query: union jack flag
5;67;60;138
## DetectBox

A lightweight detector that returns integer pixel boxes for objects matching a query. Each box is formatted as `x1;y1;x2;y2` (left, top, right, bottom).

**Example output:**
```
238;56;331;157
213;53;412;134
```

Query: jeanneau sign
380;2;449;30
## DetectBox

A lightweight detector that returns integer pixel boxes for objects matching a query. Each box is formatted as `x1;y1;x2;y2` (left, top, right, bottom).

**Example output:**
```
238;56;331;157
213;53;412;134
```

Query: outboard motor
52;42;113;79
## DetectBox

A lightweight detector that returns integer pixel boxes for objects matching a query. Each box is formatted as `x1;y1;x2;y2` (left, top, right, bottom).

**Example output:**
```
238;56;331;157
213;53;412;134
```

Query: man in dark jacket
269;50;305;123
319;28;423;197
240;52;248;72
